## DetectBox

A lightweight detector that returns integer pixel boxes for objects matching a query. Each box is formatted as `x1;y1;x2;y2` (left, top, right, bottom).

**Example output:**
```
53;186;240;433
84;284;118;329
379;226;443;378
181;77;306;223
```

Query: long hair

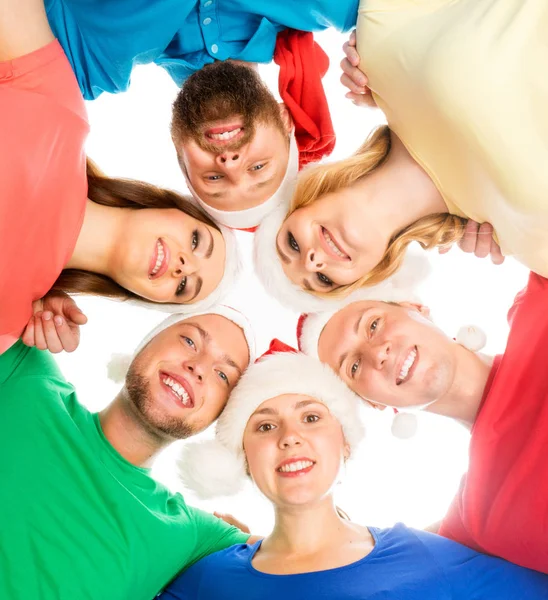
287;125;466;298
52;159;220;301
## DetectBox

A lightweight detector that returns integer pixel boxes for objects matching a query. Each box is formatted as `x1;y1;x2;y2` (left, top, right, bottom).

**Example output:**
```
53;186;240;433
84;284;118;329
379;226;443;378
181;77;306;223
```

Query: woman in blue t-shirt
160;347;548;600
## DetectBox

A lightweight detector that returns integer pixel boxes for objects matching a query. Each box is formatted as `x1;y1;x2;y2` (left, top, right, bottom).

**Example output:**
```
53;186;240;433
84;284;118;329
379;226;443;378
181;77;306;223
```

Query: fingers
39;312;64;353
342;30;359;66
458;220;480;253
66;304;88;325
213;512;251;534
344;91;377;108
53;314;81;352
33;314;49;351
438;245;451;255
473;223;493;259
490;238;505;265
340;56;368;86
24;312;81;353
21;317;36;347
340;70;367;94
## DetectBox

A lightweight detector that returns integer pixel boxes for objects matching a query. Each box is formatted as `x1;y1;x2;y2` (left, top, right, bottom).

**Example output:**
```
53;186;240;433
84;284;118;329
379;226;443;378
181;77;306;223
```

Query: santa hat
131;223;241;313
107;305;256;384
177;339;365;499
181;134;299;231
297;287;486;440
181;31;335;232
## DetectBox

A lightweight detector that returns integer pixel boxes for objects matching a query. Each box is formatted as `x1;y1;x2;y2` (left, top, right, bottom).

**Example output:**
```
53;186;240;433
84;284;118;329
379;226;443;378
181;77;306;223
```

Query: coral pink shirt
0;41;89;354
439;273;548;573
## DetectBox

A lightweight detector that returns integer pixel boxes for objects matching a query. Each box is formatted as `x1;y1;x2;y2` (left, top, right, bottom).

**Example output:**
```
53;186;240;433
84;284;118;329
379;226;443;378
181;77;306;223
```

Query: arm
0;0;54;61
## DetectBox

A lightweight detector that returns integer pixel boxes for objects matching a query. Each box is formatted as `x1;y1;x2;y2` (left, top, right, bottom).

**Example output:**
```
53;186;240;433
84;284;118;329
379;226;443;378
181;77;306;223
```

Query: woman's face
243;394;349;508
276;187;388;293
110;208;225;304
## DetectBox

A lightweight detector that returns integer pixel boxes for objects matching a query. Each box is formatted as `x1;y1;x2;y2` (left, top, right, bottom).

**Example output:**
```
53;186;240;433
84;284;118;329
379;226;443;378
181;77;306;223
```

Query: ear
278;103;294;133
398;302;431;319
343;441;351;461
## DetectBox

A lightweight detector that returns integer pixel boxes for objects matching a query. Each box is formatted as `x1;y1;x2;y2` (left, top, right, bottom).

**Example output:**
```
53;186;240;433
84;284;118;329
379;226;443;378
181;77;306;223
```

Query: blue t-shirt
158;523;548;599
44;0;358;99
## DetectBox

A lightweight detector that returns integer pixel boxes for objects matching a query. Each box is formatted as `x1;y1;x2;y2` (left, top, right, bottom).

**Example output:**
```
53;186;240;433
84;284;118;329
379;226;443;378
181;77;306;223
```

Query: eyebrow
186;277;203;303
251;399;323;417
337;309;370;371
221;353;243;376
205;229;214;259
275;237;291;265
205;175;276;201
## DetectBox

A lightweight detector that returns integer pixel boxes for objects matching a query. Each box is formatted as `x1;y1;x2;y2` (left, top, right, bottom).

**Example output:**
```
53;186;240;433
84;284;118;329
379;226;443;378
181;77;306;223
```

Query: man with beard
35;0;357;228
0;306;256;600
297;273;548;574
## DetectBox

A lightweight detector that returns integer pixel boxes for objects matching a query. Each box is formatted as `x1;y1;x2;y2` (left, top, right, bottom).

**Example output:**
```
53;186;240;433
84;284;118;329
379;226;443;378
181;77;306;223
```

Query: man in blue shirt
44;0;357;228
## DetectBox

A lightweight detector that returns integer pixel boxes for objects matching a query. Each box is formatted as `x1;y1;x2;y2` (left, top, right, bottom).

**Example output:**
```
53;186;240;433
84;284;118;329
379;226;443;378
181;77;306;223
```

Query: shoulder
0;341;66;387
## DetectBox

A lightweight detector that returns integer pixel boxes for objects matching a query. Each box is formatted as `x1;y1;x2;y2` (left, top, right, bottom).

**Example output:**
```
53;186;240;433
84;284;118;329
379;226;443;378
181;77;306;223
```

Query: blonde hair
287;125;466;298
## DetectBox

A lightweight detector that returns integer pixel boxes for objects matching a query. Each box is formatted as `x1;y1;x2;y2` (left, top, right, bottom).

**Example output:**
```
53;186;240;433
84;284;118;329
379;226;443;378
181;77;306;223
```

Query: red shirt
439;273;548;573
0;41;89;353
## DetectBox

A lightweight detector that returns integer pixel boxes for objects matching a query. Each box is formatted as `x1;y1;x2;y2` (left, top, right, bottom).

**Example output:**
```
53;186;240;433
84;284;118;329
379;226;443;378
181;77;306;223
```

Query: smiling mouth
321;227;350;261
204;124;245;146
396;347;418;386
160;372;195;407
149;239;169;279
276;459;316;476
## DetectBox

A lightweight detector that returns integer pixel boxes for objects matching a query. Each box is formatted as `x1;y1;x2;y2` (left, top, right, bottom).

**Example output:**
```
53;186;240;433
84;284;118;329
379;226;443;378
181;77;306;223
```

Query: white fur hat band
107;305;256;383
183;133;299;231
177;349;365;499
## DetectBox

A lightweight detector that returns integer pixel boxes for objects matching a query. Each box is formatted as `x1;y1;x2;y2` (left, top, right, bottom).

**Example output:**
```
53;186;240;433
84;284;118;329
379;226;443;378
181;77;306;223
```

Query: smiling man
0;306;256;600
298;273;548;574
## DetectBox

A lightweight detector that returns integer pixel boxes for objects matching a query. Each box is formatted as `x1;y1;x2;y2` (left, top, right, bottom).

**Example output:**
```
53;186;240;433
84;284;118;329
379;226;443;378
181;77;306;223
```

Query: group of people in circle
1;0;547;598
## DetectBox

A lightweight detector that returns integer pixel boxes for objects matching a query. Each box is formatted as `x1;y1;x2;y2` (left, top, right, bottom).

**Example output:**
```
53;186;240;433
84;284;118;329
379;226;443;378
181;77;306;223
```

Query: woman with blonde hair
159;345;548;598
0;0;238;354
254;0;548;311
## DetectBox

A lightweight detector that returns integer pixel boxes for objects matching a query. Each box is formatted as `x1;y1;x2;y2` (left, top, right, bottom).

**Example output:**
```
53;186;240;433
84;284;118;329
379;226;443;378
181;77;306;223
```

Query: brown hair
52;158;220;301
287;125;466;298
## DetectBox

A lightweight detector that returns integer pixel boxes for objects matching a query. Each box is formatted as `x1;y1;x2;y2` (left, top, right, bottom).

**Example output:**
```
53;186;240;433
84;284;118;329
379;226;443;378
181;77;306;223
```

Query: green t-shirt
0;341;248;600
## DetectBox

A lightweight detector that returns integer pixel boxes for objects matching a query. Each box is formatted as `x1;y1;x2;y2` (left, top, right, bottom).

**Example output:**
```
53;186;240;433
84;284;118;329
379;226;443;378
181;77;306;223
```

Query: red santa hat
177;339;365;499
182;31;335;232
107;305;256;384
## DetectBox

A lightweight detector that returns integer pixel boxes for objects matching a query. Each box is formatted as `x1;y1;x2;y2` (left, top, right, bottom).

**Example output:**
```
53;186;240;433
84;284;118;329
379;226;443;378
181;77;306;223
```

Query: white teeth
397;349;417;384
322;229;348;259
162;375;190;405
278;460;314;473
151;240;165;276
208;128;242;141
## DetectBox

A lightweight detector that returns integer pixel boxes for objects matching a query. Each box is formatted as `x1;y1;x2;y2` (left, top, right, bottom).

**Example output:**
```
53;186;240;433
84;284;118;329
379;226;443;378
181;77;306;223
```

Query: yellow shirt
356;0;548;276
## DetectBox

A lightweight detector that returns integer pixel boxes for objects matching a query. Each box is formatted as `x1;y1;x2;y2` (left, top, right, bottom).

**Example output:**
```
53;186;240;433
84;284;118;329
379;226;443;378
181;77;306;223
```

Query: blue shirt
45;0;358;100
158;523;548;599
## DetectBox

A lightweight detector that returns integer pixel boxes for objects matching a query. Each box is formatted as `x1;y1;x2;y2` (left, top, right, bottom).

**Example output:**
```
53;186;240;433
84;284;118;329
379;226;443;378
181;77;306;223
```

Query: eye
206;174;223;181
370;318;380;334
316;272;333;287
258;423;275;433
191;230;199;251
176;277;187;297
350;359;360;378
304;414;320;424
181;336;195;349
217;370;229;385
250;163;266;172
287;232;299;253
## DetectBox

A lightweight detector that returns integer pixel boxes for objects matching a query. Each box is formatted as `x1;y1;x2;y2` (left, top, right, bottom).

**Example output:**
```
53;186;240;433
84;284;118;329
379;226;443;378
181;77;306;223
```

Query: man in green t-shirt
0;307;255;600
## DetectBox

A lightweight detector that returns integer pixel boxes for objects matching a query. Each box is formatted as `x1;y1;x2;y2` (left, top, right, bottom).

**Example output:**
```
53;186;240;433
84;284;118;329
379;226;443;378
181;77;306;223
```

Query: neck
426;346;494;428
263;497;356;556
99;392;170;467
66;199;124;275
354;132;449;239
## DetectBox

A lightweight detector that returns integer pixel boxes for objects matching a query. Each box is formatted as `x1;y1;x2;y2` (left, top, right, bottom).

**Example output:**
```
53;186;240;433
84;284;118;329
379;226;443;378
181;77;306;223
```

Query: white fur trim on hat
178;352;365;499
107;305;256;383
131;224;241;314
182;133;299;230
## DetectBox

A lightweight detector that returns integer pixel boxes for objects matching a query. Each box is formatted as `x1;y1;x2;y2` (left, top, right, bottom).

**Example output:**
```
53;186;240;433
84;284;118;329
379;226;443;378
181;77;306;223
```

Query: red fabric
439;273;548;574
259;338;297;362
274;30;336;169
0;42;89;353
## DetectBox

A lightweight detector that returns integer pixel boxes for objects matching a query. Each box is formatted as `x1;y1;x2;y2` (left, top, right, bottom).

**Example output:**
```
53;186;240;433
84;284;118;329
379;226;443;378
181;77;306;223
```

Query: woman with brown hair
0;0;238;354
254;0;548;311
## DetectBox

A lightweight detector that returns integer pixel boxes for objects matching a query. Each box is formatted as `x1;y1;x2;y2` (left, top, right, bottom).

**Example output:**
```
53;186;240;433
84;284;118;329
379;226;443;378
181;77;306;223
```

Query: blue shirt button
203;17;212;25
211;44;219;54
204;0;213;6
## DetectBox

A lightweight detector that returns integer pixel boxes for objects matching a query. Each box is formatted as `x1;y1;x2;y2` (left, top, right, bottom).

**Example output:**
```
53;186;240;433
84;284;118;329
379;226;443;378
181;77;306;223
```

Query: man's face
125;314;250;439
172;61;291;212
318;301;457;410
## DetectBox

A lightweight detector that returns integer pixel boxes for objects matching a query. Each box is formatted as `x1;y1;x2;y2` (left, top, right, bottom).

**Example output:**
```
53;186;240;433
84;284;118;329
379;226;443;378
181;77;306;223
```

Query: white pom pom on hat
182;133;299;231
177;340;365;500
106;305;256;383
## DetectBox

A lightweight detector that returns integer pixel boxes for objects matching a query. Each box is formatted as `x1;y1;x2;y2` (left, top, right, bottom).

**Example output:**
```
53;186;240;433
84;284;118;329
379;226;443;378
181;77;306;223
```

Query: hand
341;30;376;108
21;291;88;353
439;220;505;264
214;512;250;534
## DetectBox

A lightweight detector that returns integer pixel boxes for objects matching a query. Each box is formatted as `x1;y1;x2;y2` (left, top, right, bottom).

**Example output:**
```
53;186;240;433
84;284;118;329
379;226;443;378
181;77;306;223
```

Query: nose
278;425;303;449
371;341;391;370
183;359;205;383
215;151;241;168
304;248;326;273
171;253;198;277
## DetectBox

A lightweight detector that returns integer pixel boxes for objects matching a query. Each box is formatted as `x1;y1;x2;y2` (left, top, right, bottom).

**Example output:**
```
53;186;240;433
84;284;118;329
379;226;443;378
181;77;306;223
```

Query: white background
55;29;528;536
